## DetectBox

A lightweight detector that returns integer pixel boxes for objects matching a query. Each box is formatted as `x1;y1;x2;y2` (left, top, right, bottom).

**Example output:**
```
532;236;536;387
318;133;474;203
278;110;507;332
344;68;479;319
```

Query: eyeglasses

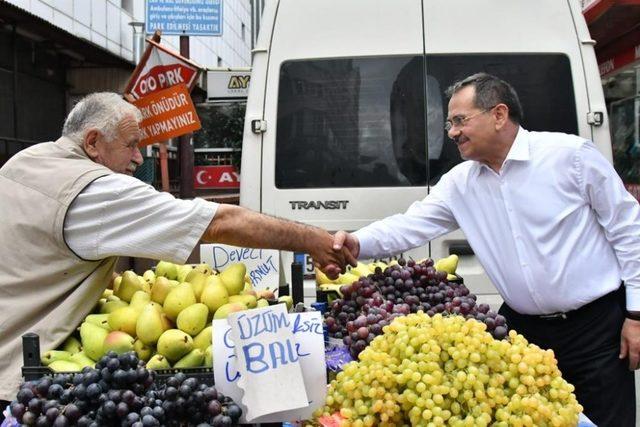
445;105;497;132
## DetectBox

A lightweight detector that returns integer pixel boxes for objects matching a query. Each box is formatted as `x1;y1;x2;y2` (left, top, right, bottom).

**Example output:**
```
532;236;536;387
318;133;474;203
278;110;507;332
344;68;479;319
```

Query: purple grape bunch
324;258;509;358
9;351;242;426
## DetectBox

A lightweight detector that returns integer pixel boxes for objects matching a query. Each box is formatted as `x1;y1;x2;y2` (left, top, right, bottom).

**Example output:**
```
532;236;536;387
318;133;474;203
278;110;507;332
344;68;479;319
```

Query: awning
0;1;133;68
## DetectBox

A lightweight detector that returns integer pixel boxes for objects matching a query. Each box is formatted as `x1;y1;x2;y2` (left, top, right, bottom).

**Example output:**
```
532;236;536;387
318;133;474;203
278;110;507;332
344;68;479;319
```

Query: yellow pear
192;326;212;351
146;354;171;370
435;254;459;274
129;291;151;312
176;303;209;336
200;276;229;314
174;349;204;368
315;267;337;285
61;336;82;354
80;322;109;361
204;345;213;367
103;331;135;355
142;269;156;284
112;275;122;293
107;306;140;336
193;263;213;276
213;302;247;319
100;299;128;315
41;350;72;366
69;352;96;368
136;304;166;345
278;295;293;311
156;329;193;363
163;282;197;321
155;261;178;280
219;263;246;296
84;313;111;330
133;339;154;362
349;262;373;277
48;360;82;373
337;272;360;285
101;289;114;299
229;294;257;309
114;270;143;302
151;276;176;305
177;264;195;283
256;298;270;308
184;270;208;301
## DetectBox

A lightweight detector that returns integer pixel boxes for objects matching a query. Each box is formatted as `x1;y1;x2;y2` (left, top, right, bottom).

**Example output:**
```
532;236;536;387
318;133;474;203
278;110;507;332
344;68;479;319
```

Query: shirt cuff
352;229;376;260
626;283;640;311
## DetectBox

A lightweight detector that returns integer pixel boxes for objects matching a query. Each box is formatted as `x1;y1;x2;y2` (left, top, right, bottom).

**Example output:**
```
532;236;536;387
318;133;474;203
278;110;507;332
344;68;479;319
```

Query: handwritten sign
225;305;308;421
200;244;279;289
213;310;327;423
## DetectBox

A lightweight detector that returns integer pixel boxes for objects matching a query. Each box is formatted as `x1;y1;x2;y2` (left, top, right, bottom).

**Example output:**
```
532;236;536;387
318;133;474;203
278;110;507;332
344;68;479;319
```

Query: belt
503;284;624;322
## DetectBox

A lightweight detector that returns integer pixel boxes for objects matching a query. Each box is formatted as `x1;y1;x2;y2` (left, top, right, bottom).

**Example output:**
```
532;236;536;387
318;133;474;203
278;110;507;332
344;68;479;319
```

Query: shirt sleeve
353;178;459;259
64;174;218;264
577;141;640;310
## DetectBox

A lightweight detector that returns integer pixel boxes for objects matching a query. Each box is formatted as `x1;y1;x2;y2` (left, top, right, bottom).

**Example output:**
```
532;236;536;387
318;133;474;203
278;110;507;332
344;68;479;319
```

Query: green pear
99;300;129;314
151;276;177;305
107;306;140;337
80;322;109;361
229;294;257;309
185;270;208;301
204;345;213;367
142;269;156;284
200;276;229;313
69;352;95;368
114;270;143;302
129;291;151;312
193;326;213;351
213;302;247;320
177;264;195;283
173;349;204;368
156;329;193;363
155;261;178;280
163;282;197;321
41;350;72;366
146;354;171;370
278;295;294;311
176;303;209;336
61;336;82;354
48;360;82;373
85;313;112;330
133;339;154;362
136;304;166;345
219;263;246;296
256;298;270;308
103;331;135;355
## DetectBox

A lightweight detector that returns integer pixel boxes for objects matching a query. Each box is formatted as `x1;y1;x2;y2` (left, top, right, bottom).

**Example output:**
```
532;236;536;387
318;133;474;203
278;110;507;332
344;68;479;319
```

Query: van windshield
275;54;577;189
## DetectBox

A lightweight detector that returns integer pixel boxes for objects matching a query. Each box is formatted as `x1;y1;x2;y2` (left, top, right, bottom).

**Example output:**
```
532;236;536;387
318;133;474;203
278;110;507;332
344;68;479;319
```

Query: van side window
426;54;578;184
276;56;427;189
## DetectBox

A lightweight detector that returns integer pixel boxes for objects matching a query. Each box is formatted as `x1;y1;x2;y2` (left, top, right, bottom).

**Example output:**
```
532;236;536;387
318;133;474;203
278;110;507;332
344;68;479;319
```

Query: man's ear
494;104;510;130
83;129;101;161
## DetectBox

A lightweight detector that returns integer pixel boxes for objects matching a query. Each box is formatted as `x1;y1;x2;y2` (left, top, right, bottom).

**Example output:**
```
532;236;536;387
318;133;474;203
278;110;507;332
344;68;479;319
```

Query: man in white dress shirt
0;93;354;409
331;73;640;426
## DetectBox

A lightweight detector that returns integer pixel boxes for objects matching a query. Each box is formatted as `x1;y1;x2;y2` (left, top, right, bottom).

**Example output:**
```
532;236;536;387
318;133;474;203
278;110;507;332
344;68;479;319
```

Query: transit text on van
289;200;349;210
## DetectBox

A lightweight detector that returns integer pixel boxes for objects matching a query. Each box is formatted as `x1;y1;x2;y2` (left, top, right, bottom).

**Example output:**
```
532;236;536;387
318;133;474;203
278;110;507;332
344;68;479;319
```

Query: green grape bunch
316;313;582;427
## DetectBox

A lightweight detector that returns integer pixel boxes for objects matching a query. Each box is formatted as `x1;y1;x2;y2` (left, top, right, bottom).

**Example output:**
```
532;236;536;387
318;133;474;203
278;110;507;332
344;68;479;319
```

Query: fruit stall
2;255;594;426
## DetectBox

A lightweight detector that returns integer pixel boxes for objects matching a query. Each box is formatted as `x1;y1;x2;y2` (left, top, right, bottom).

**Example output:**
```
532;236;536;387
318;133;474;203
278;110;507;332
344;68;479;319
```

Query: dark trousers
0;400;10;423
499;286;635;427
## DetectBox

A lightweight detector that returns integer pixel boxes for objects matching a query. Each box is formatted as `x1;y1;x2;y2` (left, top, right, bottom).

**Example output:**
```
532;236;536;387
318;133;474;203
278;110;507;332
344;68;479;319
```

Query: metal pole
12;24;18;138
179;35;194;198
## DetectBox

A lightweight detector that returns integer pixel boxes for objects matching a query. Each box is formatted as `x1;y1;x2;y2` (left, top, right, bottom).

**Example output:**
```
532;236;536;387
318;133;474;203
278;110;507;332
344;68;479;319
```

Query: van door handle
449;242;474;256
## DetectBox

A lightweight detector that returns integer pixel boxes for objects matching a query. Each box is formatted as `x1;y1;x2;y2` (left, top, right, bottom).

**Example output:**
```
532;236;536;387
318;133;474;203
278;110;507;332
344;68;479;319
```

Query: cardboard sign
133;84;201;147
125;38;201;99
200;245;279;290
213;310;327;423
194;165;240;189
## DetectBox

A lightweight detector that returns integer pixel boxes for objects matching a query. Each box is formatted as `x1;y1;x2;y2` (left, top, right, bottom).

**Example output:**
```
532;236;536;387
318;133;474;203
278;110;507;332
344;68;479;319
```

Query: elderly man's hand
620;318;640;370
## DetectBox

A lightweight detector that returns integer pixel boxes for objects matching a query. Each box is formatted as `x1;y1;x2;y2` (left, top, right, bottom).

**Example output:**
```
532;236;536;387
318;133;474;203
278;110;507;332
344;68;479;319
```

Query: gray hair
62;93;142;143
445;73;523;124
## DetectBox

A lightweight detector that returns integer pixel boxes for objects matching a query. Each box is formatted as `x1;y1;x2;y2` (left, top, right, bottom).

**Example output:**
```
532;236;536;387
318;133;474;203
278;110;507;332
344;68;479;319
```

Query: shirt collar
473;126;530;177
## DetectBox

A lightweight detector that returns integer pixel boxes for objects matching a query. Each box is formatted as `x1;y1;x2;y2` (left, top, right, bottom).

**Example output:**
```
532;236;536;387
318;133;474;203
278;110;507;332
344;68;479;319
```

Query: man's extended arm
203;204;357;272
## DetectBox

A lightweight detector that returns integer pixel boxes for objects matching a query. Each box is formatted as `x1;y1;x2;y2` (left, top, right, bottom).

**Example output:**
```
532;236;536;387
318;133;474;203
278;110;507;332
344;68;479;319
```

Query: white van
239;0;611;306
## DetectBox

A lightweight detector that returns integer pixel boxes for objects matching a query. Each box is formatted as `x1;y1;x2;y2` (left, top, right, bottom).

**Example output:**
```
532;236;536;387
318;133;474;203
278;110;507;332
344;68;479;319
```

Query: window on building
120;0;134;14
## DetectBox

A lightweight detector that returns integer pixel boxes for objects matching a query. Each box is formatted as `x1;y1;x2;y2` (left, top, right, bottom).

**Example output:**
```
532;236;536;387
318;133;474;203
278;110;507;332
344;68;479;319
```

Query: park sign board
124;38;202;100
146;0;222;36
133;83;201;147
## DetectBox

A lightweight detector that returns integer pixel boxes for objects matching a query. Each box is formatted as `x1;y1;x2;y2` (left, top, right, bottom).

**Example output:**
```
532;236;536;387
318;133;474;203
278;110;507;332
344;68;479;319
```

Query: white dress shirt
354;128;640;315
64;174;218;264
